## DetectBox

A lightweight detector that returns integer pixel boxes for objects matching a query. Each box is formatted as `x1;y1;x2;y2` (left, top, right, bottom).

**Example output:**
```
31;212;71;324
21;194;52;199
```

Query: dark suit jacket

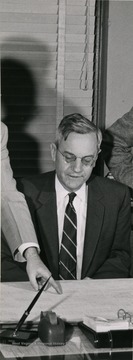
1;232;29;282
16;171;131;279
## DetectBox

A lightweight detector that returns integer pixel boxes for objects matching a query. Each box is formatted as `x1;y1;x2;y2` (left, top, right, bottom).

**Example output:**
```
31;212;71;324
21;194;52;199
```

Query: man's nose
72;158;83;172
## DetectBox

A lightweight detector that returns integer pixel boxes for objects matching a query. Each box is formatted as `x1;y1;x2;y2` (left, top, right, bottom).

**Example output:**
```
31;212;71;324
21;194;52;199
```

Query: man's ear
50;143;57;162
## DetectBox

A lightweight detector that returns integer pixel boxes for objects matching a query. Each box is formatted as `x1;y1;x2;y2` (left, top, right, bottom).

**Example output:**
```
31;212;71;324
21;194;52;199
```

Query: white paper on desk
0;279;133;326
0;280;84;324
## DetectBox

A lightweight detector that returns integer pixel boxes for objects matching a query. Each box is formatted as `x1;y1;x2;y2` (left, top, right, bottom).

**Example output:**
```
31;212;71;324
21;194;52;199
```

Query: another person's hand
24;247;62;294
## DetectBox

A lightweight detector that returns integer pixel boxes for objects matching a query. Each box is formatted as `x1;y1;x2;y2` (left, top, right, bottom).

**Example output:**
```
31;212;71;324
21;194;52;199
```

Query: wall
0;0;96;177
105;0;133;128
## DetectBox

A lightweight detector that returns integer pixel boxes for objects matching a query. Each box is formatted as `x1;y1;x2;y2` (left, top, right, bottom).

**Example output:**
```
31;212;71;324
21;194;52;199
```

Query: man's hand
24;247;62;294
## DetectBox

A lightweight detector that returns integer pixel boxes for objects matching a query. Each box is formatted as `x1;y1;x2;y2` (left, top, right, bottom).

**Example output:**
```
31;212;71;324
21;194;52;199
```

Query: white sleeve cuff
16;243;40;261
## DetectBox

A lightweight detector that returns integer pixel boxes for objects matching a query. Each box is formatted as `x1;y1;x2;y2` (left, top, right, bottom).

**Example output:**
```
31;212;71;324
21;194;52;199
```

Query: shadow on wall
1;36;102;178
1;58;39;176
1;36;57;177
1;55;40;177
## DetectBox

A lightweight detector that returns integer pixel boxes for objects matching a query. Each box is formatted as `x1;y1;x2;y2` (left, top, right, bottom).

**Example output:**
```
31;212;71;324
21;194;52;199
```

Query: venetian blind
0;0;96;177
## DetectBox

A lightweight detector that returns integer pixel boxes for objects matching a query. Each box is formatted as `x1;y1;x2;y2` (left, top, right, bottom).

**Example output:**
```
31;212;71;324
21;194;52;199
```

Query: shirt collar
55;175;87;203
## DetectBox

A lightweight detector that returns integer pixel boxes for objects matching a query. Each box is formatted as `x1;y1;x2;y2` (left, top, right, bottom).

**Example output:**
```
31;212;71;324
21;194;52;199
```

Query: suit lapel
36;174;59;279
81;177;105;278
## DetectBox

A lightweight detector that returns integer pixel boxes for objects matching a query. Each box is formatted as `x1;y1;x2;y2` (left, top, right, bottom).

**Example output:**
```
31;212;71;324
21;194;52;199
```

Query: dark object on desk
78;322;112;348
38;311;66;346
0;329;37;346
78;322;133;349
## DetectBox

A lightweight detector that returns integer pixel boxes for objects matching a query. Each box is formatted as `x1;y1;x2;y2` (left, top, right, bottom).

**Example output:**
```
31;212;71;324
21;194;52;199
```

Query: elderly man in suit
2;114;131;281
15;113;131;280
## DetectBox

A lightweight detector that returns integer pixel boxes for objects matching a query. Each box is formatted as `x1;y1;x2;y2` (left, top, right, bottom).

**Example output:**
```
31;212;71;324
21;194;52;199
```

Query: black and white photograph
0;1;133;359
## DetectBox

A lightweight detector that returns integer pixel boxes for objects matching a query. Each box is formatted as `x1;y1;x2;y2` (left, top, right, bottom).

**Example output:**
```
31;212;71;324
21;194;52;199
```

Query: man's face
51;132;98;192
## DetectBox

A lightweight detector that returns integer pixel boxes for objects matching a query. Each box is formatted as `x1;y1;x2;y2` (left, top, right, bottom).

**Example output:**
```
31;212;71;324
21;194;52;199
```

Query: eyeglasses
57;148;98;167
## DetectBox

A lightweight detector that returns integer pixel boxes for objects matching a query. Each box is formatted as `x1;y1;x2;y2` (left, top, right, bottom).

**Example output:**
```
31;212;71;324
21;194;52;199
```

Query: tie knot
68;192;76;205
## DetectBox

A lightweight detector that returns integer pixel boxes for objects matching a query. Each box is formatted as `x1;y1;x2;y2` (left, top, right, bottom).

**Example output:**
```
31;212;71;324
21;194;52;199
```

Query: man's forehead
60;132;97;149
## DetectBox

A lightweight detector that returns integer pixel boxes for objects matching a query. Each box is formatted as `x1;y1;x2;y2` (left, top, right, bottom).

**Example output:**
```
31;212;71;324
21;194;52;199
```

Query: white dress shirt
55;175;87;279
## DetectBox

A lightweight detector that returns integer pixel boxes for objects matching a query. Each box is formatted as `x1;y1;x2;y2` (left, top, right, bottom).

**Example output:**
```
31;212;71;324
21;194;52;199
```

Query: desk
0;279;133;359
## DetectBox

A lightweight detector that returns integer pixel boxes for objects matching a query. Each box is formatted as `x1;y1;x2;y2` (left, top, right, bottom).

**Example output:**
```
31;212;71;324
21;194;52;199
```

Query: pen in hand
13;275;52;336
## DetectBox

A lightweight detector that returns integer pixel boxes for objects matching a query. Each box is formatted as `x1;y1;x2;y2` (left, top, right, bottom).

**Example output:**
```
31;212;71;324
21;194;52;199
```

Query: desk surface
0;278;133;359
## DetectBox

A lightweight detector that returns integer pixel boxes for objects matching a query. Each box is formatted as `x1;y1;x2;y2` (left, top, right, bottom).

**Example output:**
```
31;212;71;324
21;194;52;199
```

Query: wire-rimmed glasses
57;148;99;167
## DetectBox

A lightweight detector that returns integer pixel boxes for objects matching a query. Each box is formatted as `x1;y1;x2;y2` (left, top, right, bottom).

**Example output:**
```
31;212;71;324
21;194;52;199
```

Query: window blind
64;0;95;120
0;0;96;177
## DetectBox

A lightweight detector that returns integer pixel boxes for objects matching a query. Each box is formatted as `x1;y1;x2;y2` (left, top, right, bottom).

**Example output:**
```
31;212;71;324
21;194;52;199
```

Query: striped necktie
59;192;77;280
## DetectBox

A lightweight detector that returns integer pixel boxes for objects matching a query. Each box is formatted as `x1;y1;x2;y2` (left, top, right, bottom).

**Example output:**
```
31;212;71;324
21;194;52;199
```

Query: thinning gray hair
55;113;102;151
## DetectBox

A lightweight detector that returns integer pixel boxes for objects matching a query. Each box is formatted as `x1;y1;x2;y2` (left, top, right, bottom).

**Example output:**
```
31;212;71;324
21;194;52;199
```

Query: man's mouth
68;174;82;178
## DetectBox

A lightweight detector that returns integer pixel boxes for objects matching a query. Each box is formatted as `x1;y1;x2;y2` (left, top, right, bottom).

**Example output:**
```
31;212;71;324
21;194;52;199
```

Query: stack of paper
83;316;129;333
